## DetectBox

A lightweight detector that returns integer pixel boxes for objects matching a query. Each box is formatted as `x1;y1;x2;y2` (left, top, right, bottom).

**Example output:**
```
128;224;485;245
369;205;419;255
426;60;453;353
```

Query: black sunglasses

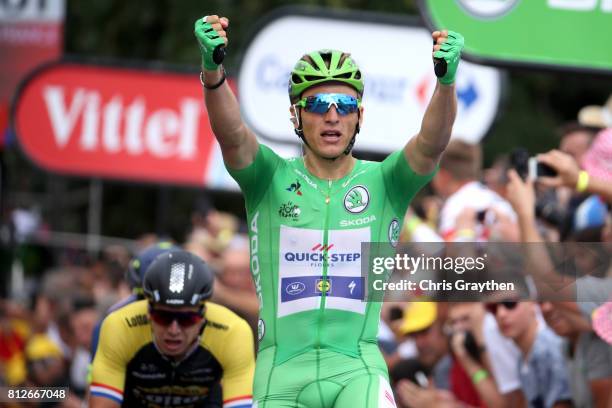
485;300;518;315
148;306;203;327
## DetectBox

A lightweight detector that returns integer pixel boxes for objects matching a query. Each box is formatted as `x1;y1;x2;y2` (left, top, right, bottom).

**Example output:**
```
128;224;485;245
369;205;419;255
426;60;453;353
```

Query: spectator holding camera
396;302;452;390
446;302;505;408
506;159;612;408
506;165;612;316
392;302;457;408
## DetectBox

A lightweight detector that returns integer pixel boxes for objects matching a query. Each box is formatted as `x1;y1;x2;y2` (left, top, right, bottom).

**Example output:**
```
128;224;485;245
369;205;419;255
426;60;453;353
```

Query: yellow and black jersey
90;300;254;407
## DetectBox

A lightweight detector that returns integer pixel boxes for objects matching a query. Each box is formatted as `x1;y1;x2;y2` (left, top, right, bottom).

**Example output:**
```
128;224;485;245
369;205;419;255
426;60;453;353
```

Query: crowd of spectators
385;96;612;408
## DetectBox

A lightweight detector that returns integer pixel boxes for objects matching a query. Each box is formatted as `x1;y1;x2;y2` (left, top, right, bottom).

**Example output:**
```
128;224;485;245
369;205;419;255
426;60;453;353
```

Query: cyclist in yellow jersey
89;250;255;408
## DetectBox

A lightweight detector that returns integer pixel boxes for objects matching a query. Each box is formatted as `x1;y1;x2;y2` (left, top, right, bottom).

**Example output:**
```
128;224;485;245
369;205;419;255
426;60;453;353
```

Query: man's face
540;302;574;337
221;248;254;292
149;304;205;359
560;131;592;163
489;299;535;340
293;83;363;160
71;308;98;349
447;303;482;333
29;357;65;386
409;321;448;368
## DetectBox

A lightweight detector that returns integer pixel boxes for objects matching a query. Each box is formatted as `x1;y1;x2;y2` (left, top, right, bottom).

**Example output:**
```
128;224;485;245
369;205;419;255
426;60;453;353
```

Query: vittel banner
238;8;502;151
13;62;238;188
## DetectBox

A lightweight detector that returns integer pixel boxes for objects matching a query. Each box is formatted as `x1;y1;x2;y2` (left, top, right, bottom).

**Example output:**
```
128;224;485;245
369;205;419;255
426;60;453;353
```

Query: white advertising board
239;11;502;153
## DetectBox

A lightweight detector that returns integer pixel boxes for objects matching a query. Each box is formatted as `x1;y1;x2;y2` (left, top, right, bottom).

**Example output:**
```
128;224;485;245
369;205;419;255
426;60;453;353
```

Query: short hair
556;121;598;141
439;140;482;181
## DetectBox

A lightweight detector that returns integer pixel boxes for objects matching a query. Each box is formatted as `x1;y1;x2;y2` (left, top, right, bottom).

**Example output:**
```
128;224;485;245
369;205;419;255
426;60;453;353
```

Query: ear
358;105;364;128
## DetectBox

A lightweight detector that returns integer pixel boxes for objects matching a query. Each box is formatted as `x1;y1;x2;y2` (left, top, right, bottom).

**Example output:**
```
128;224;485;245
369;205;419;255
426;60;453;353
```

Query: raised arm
505;170;577;300
194;15;259;169
537;149;612;204
405;30;463;175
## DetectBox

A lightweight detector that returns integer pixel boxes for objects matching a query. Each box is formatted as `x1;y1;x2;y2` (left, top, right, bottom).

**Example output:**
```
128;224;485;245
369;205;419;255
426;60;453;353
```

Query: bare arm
405;30;460;175
551;402;573;408
459;357;505;408
196;15;258;169
590;378;612;408
502;389;527;408
406;83;456;174
89;396;121;408
211;279;259;326
538;149;612;204
506;169;577;299
451;331;505;408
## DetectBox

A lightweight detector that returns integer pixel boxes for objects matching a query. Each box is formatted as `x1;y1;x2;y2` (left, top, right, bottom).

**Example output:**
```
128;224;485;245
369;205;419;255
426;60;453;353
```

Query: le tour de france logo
456;0;521;19
344;185;370;214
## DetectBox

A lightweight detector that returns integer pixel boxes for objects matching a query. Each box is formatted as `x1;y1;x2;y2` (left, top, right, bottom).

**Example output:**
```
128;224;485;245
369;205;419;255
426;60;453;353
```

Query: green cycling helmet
289;49;364;103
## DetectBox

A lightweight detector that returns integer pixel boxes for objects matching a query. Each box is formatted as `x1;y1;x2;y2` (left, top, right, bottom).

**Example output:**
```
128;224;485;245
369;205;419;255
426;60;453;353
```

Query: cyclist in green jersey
195;14;464;408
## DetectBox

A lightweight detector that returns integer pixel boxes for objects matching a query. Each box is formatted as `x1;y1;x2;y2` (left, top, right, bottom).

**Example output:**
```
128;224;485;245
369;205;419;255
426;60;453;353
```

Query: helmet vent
320;52;332;69
355;71;362;80
334;72;352;79
291;74;303;84
304;75;321;81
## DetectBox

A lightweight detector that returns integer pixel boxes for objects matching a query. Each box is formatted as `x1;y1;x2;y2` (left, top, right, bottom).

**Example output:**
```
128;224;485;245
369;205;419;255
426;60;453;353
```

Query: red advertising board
1;0;65;146
13;62;225;187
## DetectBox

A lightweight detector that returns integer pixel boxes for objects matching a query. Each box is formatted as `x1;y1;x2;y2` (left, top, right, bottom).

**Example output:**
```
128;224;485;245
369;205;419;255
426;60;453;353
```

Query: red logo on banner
13;63;225;186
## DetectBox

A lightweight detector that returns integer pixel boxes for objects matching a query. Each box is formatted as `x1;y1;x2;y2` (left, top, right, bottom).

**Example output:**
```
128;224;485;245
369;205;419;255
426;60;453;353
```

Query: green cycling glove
194;17;225;71
434;31;464;85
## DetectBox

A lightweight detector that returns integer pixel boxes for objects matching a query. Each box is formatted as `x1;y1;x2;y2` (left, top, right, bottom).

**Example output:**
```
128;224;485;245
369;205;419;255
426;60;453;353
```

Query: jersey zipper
166;366;176;407
316;179;332;348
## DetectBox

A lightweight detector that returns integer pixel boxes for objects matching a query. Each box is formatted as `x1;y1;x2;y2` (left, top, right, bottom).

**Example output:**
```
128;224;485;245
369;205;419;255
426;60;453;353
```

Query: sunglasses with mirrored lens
296;93;360;115
149;307;203;327
485;301;519;315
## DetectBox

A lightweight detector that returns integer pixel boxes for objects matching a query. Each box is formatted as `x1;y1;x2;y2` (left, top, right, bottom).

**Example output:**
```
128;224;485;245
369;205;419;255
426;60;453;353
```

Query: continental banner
239;7;502;151
418;0;612;73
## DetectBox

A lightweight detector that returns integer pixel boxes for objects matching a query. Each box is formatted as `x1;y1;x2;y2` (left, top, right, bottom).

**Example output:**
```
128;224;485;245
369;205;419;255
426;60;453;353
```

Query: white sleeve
483;313;522;394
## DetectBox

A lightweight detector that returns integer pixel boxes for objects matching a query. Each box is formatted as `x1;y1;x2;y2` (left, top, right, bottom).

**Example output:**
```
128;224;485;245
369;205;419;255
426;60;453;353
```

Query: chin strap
294;108;361;161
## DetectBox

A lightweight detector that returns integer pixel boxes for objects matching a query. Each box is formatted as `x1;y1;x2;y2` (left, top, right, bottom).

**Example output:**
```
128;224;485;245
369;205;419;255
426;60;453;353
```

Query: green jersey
228;144;434;365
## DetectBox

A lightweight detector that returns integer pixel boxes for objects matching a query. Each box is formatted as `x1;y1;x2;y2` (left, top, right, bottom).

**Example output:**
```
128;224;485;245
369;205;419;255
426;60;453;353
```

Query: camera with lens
510;148;558;180
446;328;485;363
461;330;484;363
509;148;565;227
